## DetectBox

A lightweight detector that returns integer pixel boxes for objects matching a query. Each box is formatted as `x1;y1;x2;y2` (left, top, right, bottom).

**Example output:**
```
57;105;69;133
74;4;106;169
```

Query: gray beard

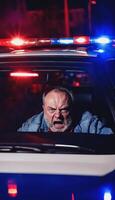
44;115;72;132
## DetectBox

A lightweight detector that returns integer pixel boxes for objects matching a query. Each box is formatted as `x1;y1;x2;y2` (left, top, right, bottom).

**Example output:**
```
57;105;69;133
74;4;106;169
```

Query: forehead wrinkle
44;91;69;108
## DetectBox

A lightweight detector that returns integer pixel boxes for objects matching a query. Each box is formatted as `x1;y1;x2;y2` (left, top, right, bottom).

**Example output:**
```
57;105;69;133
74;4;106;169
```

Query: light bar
38;39;51;45
0;37;51;48
73;36;90;45
94;36;111;44
0;35;114;49
10;37;26;46
51;38;73;45
51;36;90;45
10;72;39;77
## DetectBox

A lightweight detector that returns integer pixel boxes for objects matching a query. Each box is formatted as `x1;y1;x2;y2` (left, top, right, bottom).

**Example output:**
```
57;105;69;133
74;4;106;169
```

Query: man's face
43;91;72;132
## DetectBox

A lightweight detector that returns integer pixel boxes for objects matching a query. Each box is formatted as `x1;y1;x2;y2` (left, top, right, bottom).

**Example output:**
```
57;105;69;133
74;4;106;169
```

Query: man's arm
18;114;40;132
74;111;113;134
18;112;45;132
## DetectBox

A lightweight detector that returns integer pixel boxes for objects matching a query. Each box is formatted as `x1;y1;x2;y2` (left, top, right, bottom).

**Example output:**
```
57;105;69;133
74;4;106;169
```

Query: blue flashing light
95;49;105;53
58;38;73;44
51;38;73;45
104;192;112;200
51;39;58;45
95;37;111;45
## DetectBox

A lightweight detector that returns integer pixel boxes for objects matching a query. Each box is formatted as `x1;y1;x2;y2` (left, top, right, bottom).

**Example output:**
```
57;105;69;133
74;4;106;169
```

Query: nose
54;109;62;118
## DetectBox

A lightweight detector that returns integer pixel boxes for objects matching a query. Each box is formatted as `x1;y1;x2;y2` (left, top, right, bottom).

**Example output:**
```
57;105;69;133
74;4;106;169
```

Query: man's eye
61;108;69;113
48;108;56;113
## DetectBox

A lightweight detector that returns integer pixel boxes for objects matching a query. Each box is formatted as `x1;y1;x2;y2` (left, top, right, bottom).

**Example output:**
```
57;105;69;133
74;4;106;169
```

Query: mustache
53;121;63;124
44;115;72;128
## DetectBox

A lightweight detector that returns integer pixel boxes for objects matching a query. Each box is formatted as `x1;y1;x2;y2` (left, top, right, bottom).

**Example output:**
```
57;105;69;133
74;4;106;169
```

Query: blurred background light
104;191;112;200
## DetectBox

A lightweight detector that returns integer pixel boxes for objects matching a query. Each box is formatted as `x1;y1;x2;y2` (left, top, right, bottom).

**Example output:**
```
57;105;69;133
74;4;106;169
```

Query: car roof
0;47;98;58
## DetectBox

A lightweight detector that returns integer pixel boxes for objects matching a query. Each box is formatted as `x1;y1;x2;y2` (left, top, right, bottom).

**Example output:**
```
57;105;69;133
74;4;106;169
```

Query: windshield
0;59;114;134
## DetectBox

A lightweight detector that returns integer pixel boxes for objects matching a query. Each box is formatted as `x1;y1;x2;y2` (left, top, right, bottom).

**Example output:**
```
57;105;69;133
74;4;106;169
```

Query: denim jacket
18;111;113;134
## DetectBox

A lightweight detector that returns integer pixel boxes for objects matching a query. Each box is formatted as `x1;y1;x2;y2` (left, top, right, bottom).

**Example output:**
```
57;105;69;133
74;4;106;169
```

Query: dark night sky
0;0;115;36
92;0;115;35
26;0;88;9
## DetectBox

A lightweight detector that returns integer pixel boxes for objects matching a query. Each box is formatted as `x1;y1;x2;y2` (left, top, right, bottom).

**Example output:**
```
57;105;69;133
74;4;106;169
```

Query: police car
0;35;114;200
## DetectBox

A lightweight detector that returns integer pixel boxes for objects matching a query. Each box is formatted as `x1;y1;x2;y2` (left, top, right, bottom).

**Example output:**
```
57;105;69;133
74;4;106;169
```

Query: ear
42;104;44;110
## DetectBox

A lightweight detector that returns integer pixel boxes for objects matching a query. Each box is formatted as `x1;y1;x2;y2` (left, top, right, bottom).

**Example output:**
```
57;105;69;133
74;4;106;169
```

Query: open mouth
53;121;64;129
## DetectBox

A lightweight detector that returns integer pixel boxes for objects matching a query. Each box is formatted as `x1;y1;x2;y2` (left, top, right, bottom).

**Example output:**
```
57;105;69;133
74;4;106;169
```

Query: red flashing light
10;37;27;46
72;192;75;200
9;37;37;47
73;36;90;45
39;39;51;44
10;72;39;77
91;0;96;4
10;37;51;47
72;81;80;87
8;183;18;197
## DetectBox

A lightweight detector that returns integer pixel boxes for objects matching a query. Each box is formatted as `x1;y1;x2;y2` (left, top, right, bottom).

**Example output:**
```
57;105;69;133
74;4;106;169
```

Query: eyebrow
48;106;70;110
48;107;56;110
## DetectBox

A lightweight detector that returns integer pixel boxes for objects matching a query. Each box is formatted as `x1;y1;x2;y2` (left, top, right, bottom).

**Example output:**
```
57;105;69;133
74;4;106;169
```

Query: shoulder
80;111;93;121
74;111;113;134
18;112;44;132
74;111;94;133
